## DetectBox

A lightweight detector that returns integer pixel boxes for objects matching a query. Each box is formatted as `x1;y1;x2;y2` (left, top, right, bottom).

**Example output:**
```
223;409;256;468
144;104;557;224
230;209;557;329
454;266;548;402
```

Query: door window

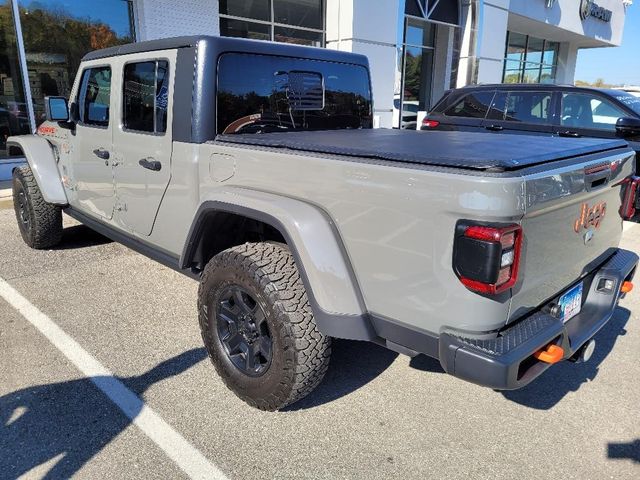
123;60;169;134
561;93;627;131
487;91;552;124
78;66;111;127
444;91;495;119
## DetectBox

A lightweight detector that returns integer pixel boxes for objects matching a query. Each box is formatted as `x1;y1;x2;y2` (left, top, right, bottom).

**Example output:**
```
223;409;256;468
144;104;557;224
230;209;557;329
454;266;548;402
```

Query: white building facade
131;0;631;128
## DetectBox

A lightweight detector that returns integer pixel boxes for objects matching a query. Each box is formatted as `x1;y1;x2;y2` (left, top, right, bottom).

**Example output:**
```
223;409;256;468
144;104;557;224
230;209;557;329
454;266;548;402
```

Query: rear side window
123;60;170;134
216;53;372;134
444;92;494;118
490;91;552;124
78;66;111;127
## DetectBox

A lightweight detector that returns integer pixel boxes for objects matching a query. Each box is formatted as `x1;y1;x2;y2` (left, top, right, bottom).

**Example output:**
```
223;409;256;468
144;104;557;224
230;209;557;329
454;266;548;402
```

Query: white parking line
0;276;228;480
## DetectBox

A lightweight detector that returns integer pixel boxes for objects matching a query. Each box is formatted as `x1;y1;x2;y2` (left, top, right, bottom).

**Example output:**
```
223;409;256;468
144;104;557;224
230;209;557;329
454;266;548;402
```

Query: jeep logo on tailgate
574;202;606;233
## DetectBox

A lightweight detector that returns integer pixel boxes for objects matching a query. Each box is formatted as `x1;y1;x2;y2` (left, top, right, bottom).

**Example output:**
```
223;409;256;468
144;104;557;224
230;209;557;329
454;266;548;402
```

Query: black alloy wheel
216;285;272;377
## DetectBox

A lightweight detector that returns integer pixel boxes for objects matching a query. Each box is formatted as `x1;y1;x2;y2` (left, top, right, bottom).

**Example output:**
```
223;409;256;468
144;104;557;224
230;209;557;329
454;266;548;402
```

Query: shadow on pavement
53;224;112;250
0;348;207;479
608;439;640;463
501;307;630;410
284;339;399;411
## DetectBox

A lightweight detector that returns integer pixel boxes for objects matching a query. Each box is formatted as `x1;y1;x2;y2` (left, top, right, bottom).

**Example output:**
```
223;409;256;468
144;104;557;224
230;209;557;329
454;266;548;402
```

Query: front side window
561;93;627;131
488;91;551;124
444;92;495;119
216;53;372;134
78;66;111;127
122;60;169;133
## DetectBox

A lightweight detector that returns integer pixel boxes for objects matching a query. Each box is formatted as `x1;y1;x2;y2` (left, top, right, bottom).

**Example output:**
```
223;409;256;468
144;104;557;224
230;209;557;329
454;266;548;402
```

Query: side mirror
615;116;640;138
44;96;69;122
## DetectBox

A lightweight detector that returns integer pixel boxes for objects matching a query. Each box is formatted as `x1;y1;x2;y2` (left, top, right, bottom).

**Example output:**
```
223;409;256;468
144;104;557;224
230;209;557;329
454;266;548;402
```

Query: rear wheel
12;165;62;249
198;242;331;410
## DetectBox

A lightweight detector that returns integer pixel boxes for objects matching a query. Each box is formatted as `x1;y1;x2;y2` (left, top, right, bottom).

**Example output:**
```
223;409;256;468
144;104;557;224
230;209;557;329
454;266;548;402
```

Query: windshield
608;91;640;117
217;53;372;134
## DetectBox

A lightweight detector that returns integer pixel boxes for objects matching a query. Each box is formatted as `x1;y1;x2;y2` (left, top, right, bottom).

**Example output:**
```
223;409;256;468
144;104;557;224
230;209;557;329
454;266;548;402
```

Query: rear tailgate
509;147;636;322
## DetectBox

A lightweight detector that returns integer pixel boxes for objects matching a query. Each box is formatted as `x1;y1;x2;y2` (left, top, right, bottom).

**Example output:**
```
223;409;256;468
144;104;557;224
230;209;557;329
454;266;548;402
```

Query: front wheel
198;242;331;411
12;165;62;249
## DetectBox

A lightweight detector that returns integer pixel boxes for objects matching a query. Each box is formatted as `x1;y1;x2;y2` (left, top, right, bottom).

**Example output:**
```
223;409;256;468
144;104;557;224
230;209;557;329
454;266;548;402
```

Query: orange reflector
621;281;634;294
533;344;564;364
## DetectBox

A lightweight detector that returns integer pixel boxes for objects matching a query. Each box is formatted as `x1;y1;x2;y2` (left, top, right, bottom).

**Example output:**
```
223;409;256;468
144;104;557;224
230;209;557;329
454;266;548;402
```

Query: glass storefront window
220;18;270;41
396;15;436;128
405;17;435;48
219;0;325;47
503;32;559;84
273;26;322;47
18;0;134;126
219;0;270;21
0;1;30;158
273;0;323;30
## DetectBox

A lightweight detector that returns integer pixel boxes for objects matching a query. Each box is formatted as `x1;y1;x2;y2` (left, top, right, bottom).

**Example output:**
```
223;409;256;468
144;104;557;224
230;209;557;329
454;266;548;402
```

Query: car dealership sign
580;0;613;22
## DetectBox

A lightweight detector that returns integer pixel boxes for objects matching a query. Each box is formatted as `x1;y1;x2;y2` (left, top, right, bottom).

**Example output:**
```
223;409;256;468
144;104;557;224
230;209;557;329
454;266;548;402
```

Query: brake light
620;176;640;220
453;223;523;295
421;118;440;129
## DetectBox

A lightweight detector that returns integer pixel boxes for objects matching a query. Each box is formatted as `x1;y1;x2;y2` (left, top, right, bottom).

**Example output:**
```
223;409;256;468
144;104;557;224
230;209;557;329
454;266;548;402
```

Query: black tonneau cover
215;129;628;171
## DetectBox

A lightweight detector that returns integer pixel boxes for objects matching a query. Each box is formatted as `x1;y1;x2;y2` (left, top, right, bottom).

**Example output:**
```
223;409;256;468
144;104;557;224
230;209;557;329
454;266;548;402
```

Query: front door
72;65;116;220
554;91;627;140
112;51;175;236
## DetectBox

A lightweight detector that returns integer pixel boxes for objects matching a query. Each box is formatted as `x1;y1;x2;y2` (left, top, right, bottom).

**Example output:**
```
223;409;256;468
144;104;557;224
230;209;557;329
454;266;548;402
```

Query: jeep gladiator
8;36;638;410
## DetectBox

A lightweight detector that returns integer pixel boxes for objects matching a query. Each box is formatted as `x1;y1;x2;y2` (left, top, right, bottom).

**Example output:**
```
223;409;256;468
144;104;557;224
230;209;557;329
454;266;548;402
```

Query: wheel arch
7;135;68;205
180;193;376;341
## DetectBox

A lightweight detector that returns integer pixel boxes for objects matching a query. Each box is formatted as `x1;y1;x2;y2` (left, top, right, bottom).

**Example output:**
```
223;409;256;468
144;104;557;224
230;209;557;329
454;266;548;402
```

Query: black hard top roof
215;129;629;172
82;35;369;67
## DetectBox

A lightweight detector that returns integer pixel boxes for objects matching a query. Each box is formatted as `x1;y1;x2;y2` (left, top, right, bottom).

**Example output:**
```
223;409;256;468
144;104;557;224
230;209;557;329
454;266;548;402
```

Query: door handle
558;131;581;138
93;148;110;160
138;157;162;171
485;124;504;131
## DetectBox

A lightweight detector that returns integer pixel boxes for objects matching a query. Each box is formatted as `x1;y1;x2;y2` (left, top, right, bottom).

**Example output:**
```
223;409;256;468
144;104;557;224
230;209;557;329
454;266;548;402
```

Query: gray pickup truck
8;36;638;411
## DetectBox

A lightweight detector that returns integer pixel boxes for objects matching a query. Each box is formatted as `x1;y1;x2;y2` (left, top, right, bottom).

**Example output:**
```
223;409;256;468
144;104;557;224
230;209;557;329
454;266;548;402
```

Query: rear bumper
439;248;638;390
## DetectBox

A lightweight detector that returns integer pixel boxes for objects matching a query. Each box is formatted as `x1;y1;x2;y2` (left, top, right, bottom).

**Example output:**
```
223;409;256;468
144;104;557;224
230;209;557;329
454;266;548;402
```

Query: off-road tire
12;165;63;249
198;242;331;411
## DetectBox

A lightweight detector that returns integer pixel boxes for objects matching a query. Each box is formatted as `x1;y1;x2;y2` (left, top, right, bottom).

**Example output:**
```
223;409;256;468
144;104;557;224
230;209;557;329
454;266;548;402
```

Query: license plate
558;282;583;323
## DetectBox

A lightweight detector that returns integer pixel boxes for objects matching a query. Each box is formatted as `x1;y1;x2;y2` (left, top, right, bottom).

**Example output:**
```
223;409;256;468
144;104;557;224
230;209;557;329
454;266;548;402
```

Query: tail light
620;176;640;220
453;222;523;295
421;118;440;129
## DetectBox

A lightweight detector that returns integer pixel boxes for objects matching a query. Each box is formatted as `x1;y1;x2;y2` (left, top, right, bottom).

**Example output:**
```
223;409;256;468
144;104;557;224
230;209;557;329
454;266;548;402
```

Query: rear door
112;50;176;236
482;89;555;136
429;90;495;131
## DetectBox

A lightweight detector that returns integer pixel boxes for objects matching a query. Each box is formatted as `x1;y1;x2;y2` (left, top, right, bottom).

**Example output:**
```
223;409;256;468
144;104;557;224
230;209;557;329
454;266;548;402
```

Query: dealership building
0;0;631;175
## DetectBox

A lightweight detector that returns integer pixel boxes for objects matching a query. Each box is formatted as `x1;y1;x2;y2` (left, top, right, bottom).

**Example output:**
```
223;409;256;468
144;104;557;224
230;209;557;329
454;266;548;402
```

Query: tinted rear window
217;53;372;134
444;91;494;119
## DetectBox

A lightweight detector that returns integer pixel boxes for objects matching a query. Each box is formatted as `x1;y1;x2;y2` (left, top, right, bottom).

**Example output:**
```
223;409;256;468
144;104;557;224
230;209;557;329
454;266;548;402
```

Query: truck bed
215;129;628;172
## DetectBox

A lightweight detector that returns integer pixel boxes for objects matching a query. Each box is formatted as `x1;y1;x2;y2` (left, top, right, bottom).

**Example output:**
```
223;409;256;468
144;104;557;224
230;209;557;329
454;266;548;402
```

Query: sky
575;3;640;86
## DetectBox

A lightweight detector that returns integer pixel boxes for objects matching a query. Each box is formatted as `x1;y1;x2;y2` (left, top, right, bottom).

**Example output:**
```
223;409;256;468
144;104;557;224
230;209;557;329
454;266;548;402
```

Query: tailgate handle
585;167;611;191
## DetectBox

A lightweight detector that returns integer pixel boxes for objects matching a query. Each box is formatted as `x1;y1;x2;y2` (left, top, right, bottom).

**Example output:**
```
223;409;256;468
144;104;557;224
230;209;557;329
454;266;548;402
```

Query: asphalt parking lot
0;205;639;480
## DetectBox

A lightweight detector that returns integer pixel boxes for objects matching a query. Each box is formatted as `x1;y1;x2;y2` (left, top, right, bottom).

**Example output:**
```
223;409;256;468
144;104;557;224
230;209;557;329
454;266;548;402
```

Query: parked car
7;36;639;411
392;95;419;129
421;84;640;175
